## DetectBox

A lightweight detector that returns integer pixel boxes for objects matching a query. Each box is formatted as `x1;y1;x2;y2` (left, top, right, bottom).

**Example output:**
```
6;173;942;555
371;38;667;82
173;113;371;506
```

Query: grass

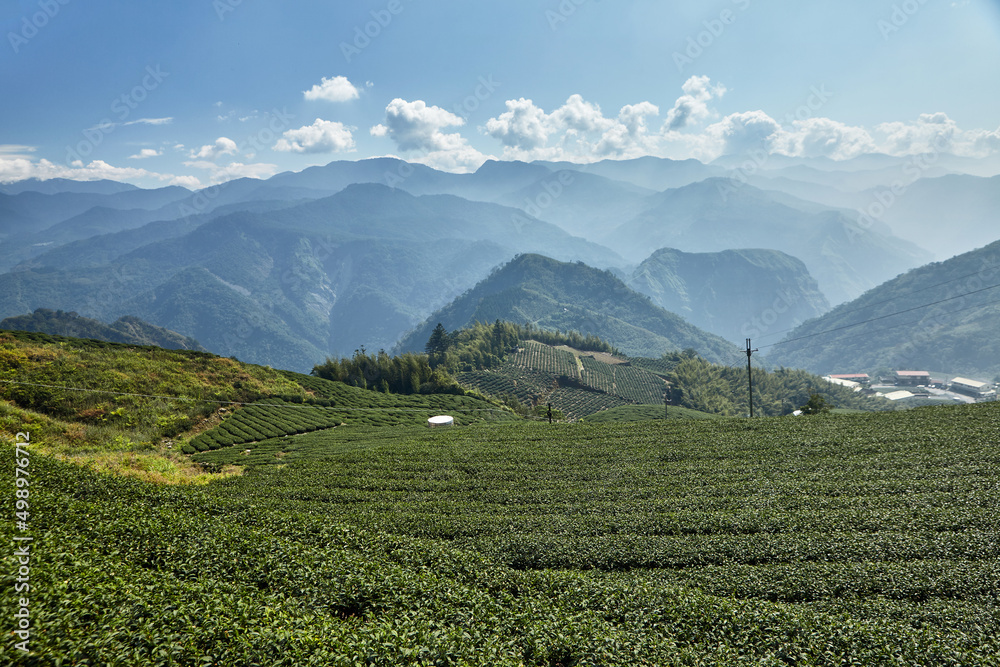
0;331;515;480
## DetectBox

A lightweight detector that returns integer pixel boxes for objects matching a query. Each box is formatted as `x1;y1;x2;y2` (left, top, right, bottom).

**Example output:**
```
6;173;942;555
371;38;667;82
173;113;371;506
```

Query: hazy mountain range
0;154;996;374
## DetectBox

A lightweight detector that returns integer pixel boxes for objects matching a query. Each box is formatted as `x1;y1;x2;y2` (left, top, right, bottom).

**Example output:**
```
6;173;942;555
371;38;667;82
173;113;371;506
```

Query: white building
950;378;996;399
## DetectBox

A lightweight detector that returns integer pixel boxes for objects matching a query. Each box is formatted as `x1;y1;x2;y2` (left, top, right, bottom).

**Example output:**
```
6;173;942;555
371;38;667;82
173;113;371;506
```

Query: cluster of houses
824;371;998;402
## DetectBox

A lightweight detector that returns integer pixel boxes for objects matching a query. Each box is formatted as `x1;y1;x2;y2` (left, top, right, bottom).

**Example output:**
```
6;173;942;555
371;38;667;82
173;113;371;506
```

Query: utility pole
664;389;670;420
745;338;758;418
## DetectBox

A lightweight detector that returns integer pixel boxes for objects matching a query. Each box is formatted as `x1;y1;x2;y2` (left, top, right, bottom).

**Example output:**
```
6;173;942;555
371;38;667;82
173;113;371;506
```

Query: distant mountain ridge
604;179;932;305
0;186;626;371
628;248;830;343
0;308;206;351
2;154;997;376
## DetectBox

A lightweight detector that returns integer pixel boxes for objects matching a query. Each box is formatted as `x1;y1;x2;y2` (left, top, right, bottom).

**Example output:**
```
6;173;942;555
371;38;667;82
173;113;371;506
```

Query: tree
426;323;449;355
425;323;450;368
799;393;832;415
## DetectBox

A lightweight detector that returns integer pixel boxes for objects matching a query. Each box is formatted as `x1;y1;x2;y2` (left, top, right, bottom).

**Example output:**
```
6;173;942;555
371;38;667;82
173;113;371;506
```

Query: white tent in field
427;415;455;428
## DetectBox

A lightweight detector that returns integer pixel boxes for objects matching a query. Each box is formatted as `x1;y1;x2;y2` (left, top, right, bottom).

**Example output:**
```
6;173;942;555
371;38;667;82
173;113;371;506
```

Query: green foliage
663;353;883;417
447;335;885;421
456;340;669;420
430;320;521;373
799;393;832;415
580;404;719;422
0;330;304;458
515;321;619;355
7;402;1000;664
312;348;463;396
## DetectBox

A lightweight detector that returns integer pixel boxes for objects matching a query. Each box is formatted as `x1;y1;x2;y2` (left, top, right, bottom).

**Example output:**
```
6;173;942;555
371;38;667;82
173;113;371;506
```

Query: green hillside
5;402;1000;664
0;331;510;481
767;238;1000;378
0;308;206;351
397;253;741;362
456;340;673;420
454;336;884;420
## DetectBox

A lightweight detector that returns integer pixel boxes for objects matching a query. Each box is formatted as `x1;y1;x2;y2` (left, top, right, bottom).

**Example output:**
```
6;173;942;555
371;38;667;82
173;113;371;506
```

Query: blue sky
2;0;999;188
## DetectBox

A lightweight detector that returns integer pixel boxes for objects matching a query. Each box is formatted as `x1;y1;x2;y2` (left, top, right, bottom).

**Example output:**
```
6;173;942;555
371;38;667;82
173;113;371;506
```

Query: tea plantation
4;400;1000;665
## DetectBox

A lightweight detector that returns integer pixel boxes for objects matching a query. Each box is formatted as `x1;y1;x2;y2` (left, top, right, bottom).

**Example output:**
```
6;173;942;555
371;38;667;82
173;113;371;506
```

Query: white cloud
170;175;203;189
303;76;360;103
777;118;877;160
189;137;239;160
875;113;964;155
129;148;163;160
410;145;491;173
664;75;726;131
0;144;36;158
618;102;660;137
273;119;356;154
970;126;1000;154
484;98;553;150
371;98;467;152
183;159;279;184
705;111;783;156
0;156;198;188
485;94;663;161
370;99;489;172
551;94;614;134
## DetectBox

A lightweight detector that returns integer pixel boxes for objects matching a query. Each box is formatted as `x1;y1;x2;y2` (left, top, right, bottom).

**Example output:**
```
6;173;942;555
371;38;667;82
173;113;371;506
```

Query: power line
758;293;1000;359
754;259;1000;343
760;281;1000;352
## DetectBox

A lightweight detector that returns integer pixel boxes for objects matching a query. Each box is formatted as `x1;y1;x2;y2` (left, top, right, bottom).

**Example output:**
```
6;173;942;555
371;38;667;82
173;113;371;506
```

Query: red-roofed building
894;370;931;386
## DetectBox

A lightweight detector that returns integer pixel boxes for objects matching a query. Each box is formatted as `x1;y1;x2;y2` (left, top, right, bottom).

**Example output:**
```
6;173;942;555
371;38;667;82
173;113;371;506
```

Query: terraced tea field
8;400;998;664
458;340;673;420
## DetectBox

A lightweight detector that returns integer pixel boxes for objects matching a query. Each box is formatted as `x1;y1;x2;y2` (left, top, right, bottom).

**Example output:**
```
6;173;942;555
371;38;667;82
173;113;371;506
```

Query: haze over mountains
0;153;997;375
